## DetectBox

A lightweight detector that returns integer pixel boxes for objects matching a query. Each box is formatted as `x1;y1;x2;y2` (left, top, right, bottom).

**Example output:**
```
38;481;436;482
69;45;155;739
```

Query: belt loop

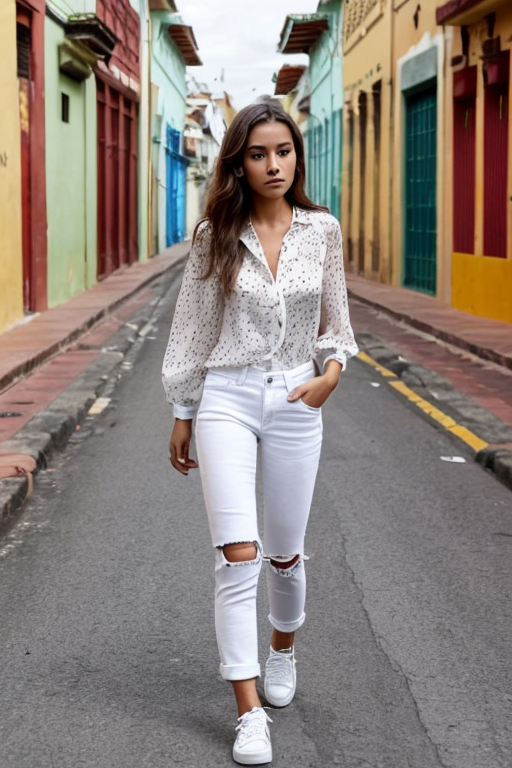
282;369;294;393
236;367;248;385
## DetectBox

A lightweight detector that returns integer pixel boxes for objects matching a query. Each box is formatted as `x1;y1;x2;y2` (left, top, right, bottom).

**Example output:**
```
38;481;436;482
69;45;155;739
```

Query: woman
162;97;358;765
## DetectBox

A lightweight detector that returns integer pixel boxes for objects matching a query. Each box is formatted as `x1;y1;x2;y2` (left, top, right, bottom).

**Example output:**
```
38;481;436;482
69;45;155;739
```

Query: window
61;93;70;123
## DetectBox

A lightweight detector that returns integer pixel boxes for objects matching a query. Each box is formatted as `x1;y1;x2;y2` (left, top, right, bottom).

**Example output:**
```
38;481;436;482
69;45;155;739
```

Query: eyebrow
246;141;293;151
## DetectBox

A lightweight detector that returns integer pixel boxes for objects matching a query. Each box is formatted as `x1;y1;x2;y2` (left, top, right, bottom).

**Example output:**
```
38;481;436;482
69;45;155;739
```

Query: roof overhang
436;0;509;26
278;14;329;54
167;22;202;65
274;64;306;95
64;15;118;59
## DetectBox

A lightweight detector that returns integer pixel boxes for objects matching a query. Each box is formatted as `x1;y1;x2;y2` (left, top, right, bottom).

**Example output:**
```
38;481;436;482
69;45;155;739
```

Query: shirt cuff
315;350;347;374
173;403;199;420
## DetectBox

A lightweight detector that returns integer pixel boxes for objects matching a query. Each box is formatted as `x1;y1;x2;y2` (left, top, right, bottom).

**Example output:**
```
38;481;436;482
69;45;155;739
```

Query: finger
170;445;189;474
287;386;305;401
172;457;189;474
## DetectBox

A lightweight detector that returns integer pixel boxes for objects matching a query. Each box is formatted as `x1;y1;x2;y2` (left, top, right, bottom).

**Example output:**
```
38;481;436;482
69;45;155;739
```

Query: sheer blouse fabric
162;207;359;419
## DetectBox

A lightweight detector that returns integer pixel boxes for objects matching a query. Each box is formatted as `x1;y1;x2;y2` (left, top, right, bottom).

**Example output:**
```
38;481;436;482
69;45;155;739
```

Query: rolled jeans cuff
268;611;306;634
220;662;261;681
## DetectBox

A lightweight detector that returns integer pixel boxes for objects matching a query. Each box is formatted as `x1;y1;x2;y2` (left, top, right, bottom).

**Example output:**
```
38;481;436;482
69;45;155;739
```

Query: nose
267;153;280;175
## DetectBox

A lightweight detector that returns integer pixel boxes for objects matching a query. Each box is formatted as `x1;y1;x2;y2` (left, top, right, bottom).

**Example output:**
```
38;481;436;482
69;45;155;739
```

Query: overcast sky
176;0;319;108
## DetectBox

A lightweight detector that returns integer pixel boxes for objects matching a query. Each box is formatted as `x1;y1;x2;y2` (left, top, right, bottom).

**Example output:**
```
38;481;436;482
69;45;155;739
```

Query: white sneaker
233;706;272;765
264;646;296;707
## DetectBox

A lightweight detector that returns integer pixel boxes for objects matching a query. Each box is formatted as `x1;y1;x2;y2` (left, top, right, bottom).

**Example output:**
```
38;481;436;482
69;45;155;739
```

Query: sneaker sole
264;687;295;707
232;744;273;765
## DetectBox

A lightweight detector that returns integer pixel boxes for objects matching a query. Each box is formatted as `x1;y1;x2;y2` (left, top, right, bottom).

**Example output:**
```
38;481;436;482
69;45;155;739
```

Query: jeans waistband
207;360;316;390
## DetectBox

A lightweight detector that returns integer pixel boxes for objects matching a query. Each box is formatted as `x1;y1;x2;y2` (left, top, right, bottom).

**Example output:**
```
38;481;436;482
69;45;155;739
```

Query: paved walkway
346;274;512;370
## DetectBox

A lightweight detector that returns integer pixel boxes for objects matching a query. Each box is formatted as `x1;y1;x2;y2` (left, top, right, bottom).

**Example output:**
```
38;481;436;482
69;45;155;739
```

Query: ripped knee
269;554;300;569
222;541;259;564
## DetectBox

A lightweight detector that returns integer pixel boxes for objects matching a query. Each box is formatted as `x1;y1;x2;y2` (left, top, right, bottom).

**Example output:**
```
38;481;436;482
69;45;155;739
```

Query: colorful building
341;0;393;281
45;1;101;307
341;0;511;325
0;0;200;337
5;0;48;329
149;3;201;252
277;1;344;218
437;0;512;322
1;0;24;334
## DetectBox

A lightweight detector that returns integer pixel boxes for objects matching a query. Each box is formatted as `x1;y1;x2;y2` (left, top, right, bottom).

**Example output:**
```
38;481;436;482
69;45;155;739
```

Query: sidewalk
0;242;189;525
346;274;512;371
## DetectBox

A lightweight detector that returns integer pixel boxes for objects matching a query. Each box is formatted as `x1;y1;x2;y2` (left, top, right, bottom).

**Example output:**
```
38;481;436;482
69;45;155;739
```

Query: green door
404;86;437;295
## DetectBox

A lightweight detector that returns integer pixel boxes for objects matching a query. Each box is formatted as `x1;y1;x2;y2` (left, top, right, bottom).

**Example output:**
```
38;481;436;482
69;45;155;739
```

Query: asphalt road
0;274;511;768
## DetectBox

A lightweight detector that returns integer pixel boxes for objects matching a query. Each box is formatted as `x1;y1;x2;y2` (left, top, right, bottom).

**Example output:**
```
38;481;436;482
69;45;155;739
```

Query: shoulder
194;218;212;243
296;208;341;237
190;219;213;258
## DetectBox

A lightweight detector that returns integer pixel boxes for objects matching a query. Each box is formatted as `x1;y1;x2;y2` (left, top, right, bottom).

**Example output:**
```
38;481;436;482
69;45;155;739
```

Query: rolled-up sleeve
162;223;223;419
314;217;359;372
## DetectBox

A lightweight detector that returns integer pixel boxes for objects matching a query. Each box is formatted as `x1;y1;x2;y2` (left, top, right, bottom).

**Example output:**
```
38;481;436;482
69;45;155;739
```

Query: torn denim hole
215;541;262;570
267;554;308;578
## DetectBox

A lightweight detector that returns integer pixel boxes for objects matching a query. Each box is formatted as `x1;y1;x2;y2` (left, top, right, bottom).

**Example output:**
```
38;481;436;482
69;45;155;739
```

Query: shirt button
266;377;273;384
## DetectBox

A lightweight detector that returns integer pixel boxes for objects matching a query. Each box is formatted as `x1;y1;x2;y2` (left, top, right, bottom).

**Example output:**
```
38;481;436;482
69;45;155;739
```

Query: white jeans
195;361;323;681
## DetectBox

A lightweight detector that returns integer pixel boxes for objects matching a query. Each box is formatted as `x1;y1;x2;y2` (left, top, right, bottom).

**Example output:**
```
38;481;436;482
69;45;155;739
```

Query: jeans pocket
299;397;322;412
204;370;232;388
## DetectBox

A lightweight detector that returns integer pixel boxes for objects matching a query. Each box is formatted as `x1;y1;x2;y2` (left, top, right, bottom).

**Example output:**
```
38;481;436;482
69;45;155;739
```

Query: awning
167;23;202;66
278;14;329;54
65;14;118;59
436;0;509;26
274;64;306;95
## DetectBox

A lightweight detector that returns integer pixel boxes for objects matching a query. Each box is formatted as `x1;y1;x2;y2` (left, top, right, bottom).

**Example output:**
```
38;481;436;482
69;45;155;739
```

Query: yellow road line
357;351;397;378
358;352;489;453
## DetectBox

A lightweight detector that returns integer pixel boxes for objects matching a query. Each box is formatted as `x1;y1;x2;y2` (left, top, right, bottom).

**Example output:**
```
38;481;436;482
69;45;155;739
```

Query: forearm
322;359;343;388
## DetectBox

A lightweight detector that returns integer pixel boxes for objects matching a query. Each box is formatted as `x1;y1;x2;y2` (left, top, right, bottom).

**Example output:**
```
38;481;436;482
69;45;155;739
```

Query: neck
250;196;293;227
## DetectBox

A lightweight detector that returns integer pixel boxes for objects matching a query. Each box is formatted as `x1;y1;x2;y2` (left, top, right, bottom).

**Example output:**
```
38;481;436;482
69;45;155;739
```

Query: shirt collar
240;206;313;252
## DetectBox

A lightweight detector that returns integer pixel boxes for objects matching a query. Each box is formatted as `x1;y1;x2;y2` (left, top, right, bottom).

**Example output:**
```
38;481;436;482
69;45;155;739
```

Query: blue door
165;126;188;246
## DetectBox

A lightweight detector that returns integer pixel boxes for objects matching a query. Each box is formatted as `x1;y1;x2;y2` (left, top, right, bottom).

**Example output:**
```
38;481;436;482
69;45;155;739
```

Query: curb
348;289;512;373
0;259;186;534
356;332;512;493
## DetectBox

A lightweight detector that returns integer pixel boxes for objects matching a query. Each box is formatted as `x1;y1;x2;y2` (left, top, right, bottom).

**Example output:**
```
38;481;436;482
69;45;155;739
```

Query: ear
235;168;244;178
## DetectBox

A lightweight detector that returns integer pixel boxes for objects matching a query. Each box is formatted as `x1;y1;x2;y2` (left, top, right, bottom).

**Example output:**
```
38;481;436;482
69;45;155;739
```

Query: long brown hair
196;97;327;296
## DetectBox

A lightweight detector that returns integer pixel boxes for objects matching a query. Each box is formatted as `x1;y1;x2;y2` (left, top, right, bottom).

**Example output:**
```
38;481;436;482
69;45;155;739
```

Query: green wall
45;16;97;307
304;0;343;218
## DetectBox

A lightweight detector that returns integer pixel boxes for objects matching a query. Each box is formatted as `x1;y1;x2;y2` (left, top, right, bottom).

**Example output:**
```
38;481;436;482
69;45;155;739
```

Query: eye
250;152;264;160
278;149;291;156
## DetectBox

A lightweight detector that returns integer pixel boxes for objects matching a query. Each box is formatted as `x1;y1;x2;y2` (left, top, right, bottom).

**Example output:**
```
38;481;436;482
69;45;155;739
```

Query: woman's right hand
169;419;198;475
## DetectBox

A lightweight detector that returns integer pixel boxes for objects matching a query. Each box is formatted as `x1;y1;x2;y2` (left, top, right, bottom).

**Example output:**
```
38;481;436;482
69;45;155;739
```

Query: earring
235;168;244;178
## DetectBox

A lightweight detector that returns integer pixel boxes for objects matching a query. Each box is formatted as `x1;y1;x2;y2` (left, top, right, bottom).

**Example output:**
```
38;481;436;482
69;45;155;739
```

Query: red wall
17;0;47;311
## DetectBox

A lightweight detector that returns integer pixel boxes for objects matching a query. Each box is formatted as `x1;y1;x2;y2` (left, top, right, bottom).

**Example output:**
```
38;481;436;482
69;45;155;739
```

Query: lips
265;179;285;185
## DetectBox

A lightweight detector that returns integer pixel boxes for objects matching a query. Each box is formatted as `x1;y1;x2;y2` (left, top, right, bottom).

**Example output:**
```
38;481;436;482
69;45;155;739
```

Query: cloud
177;0;317;107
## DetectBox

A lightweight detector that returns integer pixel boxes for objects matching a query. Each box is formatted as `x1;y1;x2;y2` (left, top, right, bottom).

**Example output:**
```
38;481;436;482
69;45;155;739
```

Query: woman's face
242;120;297;201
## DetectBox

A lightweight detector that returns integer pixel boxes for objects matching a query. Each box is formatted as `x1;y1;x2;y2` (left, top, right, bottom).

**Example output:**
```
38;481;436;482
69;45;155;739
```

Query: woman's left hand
287;360;343;409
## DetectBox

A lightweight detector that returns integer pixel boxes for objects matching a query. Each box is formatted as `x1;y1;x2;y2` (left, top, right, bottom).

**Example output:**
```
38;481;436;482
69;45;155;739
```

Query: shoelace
235;709;272;745
266;650;294;683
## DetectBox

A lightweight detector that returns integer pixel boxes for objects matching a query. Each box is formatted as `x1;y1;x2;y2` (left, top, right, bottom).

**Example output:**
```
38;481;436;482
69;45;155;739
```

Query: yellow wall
0;2;24;333
341;0;393;281
452;253;512;323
